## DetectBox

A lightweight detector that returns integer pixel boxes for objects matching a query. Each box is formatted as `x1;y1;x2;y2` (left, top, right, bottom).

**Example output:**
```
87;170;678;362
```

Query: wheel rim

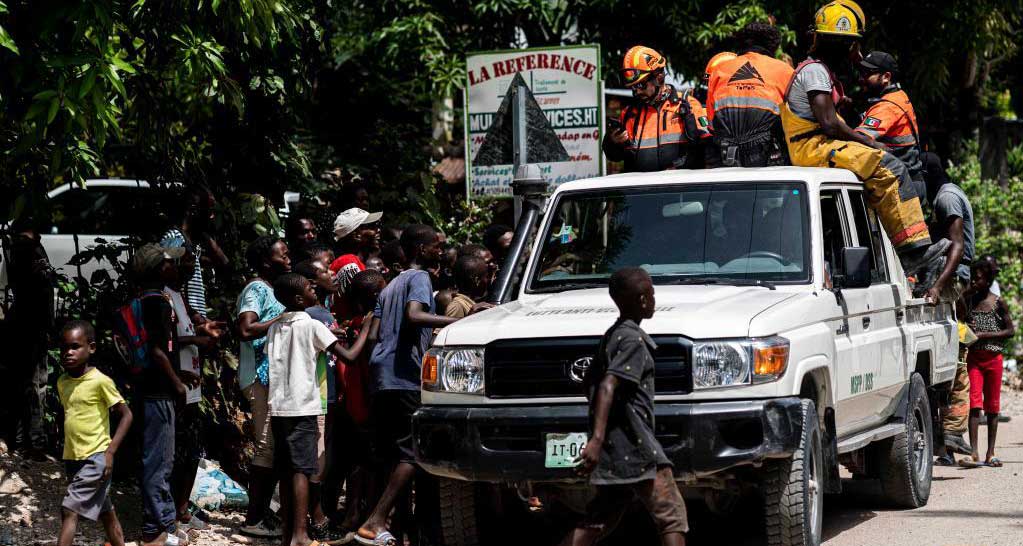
911;403;929;478
808;431;823;542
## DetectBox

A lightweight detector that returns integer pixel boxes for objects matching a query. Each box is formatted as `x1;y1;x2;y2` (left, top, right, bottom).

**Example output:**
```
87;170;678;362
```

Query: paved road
821;412;1022;546
683;387;1023;546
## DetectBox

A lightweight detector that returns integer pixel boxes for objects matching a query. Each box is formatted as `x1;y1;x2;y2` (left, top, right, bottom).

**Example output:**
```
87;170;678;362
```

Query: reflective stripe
627;134;684;149
711;96;781;115
878;134;917;145
856;127;882;139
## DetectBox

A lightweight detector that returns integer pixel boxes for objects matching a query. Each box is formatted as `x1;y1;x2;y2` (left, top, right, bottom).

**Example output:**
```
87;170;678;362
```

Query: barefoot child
57;321;133;546
961;259;1015;468
565;267;688;546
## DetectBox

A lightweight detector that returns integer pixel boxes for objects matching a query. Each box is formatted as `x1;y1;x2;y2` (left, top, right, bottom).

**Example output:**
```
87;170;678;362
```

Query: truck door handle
862;317;871;329
896;309;905;324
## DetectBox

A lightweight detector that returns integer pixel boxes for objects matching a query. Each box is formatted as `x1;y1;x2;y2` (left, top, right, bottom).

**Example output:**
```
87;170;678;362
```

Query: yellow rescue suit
782;59;931;255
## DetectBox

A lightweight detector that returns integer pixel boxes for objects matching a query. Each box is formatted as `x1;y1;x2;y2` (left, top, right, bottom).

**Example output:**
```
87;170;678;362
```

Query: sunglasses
620;68;654;87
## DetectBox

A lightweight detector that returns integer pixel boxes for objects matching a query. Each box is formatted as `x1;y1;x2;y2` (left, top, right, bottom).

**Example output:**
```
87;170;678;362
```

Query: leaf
0;25;17;55
32;90;58;101
47;98;59;124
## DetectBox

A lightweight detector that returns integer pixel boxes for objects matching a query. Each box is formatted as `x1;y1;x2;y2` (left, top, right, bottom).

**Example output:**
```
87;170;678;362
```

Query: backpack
112;290;172;374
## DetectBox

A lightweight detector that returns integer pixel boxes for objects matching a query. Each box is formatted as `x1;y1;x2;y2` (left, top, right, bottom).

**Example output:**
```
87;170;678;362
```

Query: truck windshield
528;182;810;291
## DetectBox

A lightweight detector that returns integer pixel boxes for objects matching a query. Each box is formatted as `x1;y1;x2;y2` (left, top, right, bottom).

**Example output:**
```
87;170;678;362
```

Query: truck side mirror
837;247;871;289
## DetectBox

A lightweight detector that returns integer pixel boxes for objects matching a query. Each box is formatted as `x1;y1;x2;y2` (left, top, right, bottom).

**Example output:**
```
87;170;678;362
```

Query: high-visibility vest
855;86;923;177
607;85;711;172
706;51;794;124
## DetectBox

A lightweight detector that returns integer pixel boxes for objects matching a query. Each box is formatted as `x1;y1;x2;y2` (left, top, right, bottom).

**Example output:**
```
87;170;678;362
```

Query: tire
763;399;824;546
878;373;933;508
438;478;481;546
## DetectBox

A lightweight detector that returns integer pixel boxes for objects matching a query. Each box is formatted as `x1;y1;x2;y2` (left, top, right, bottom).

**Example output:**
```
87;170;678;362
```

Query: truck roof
554;166;860;194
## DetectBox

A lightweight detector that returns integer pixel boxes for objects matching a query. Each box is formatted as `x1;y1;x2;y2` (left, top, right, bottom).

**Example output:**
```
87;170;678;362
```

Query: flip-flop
958;458;986;468
354;529;397;546
934;455;956;466
987;457;1003;467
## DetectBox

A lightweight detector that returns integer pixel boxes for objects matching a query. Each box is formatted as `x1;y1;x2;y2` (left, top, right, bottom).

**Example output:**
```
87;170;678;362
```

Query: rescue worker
706;22;794;167
781;0;947;277
855;51;924;183
603;46;712;172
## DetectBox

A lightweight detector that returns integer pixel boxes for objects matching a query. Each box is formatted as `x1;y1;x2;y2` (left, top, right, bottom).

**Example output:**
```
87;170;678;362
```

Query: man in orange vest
855;51;924;181
603;46;712;172
706;22;794;167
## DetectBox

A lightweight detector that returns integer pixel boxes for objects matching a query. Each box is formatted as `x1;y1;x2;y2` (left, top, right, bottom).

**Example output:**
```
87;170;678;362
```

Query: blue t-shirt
306;305;339;404
237;279;285;389
369;269;434;392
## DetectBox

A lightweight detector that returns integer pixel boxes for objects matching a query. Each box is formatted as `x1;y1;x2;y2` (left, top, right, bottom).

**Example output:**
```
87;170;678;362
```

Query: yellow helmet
813;0;866;38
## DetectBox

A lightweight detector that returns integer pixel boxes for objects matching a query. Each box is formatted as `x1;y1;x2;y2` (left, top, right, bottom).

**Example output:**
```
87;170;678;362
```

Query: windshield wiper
659;277;776;290
530;282;607;294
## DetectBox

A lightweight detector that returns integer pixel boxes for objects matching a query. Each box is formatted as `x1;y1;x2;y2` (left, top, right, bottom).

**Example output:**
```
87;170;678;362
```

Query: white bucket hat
333;207;383;240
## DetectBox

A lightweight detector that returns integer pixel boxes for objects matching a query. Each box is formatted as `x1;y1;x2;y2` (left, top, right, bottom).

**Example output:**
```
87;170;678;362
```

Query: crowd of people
0;2;1016;546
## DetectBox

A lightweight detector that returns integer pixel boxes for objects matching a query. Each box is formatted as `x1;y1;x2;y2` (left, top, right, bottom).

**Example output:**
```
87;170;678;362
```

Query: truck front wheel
763;399;823;546
878;373;933;508
438;478;481;546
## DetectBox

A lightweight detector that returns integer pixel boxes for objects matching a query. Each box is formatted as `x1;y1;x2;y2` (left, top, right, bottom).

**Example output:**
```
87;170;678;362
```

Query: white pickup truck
414;167;958;546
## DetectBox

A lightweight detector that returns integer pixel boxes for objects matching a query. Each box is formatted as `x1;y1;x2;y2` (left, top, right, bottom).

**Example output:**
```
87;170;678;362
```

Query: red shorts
967;349;1003;414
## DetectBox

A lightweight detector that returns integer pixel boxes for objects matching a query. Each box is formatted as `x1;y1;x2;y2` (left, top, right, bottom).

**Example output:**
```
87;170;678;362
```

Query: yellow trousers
781;105;931;253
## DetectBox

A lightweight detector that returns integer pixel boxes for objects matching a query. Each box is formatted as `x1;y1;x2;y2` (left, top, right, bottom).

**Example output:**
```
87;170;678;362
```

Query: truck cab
415;167;957;546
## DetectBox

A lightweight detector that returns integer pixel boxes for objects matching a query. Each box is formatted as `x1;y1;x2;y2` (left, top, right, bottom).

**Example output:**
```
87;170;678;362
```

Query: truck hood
438;285;801;346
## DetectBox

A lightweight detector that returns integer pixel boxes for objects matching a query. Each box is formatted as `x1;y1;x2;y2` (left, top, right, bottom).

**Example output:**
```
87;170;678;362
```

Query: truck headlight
692;336;789;389
422;347;485;395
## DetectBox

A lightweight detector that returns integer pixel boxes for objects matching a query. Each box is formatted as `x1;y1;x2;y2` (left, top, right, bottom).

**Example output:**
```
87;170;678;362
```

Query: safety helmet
621;46;667;87
704;51;738;79
813;0;866;38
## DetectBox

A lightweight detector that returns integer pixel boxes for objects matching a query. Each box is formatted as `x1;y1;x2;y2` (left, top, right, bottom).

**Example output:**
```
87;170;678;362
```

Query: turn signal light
753;343;789;377
422;353;439;385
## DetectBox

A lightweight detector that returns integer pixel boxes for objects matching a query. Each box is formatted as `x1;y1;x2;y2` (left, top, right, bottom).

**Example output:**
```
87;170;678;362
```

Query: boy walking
566;267;688;546
57;321;133;546
268;273;369;546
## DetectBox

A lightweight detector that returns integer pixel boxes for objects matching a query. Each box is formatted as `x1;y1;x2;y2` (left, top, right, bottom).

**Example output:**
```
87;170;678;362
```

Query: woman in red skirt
962;258;1015;467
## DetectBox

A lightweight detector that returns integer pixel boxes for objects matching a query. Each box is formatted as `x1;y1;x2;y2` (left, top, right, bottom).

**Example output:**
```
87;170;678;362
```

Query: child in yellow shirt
57;321;133;546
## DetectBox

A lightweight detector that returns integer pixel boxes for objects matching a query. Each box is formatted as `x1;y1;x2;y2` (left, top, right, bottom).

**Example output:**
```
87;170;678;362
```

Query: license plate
544;432;587;468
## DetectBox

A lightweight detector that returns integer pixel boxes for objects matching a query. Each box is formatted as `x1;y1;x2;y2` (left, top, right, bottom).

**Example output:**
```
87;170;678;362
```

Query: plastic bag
190;459;249;511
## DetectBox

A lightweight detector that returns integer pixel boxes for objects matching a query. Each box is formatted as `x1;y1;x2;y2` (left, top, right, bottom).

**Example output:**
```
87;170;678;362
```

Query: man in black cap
855;51;925;182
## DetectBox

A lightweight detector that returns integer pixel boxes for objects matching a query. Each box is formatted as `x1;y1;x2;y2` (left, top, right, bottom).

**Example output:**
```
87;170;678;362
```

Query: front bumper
414;397;804;483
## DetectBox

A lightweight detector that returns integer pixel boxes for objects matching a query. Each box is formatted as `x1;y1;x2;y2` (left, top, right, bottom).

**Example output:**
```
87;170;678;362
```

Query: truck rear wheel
438;478;481;546
878;373;933;508
763;399;823;546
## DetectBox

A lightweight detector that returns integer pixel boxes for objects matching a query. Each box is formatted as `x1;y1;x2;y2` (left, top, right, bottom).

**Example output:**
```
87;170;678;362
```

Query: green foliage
952;143;1022;354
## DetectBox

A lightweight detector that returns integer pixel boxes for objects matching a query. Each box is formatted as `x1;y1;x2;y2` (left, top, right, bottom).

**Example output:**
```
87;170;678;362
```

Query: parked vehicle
415;167;958;546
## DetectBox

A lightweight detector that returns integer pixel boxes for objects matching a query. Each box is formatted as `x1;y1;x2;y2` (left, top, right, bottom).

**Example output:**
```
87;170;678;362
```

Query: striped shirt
161;229;207;317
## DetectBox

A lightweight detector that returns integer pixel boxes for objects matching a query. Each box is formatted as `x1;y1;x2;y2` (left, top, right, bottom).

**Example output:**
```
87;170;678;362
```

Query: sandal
987;457;1003;467
934;454;956;466
958;458;986;468
354;529;397;546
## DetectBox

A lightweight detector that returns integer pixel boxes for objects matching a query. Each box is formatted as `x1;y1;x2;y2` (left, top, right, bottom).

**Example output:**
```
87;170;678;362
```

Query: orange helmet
621;46;667;86
704;51;738;79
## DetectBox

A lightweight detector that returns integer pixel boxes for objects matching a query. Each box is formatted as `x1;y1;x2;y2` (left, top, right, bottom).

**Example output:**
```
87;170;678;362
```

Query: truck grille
484;336;691;398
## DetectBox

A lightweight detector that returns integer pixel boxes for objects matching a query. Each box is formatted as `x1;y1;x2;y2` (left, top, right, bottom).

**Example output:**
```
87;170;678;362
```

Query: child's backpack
112;290;171;374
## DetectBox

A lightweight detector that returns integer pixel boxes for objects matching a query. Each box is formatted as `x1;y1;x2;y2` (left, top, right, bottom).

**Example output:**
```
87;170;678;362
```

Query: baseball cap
131;243;186;277
859;51;898;73
333;208;383;240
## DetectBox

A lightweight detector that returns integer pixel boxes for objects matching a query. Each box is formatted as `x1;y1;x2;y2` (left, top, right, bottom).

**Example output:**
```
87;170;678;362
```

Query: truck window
50;187;155;235
819;190;849;282
847;189;889;283
527;182;810;291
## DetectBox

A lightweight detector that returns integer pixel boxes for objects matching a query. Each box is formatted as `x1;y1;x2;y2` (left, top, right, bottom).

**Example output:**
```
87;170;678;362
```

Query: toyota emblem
569;357;593;383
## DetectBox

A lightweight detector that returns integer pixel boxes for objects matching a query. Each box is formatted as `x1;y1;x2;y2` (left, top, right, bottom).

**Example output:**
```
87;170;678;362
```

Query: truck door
820;188;877;435
847;189;904;423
